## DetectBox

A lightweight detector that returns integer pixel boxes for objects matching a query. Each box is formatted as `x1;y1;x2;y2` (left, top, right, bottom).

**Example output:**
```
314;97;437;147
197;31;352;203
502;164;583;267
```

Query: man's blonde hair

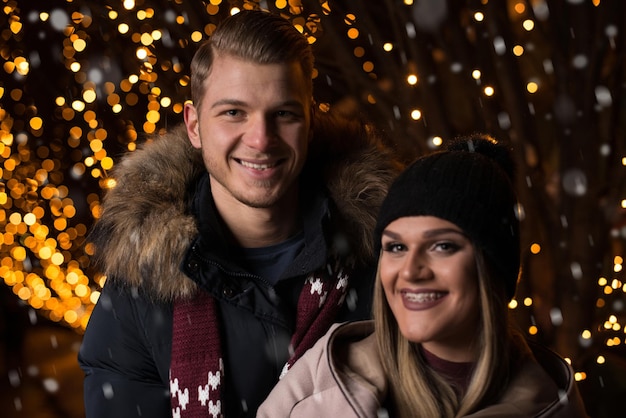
190;10;314;110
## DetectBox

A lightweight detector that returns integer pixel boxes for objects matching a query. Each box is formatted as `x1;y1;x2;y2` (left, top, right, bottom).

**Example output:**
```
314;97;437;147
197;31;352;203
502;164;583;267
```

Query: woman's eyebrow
382;227;465;240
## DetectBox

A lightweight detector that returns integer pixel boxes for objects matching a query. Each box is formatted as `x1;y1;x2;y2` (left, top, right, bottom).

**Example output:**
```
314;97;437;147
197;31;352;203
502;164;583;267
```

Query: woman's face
379;216;481;362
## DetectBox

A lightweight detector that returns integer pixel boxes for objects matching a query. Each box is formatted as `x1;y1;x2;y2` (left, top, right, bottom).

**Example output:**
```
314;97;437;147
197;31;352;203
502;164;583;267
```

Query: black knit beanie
374;134;520;300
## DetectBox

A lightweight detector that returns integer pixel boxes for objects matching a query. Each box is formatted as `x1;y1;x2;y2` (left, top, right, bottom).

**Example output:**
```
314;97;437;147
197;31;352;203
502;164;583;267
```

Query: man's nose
244;116;277;151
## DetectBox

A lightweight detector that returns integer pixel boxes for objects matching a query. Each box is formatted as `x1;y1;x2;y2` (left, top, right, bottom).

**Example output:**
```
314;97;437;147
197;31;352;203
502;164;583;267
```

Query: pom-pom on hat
374;134;520;300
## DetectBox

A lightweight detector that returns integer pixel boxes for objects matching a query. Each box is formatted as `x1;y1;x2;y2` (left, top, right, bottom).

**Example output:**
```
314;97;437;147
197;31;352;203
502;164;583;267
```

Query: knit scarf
169;261;350;418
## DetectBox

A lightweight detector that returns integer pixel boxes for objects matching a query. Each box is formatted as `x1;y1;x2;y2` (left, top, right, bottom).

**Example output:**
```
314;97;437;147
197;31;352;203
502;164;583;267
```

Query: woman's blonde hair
374;248;518;418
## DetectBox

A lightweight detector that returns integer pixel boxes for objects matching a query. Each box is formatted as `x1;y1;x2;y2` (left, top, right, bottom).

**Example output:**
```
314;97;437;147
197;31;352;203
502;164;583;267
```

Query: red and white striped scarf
169;262;350;418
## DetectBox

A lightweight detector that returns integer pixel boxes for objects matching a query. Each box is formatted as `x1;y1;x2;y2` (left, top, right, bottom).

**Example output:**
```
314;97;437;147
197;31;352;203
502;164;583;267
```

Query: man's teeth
240;160;276;170
403;292;444;303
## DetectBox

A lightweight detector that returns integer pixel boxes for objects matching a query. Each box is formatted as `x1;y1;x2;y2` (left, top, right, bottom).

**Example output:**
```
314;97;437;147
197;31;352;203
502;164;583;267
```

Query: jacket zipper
189;244;274;289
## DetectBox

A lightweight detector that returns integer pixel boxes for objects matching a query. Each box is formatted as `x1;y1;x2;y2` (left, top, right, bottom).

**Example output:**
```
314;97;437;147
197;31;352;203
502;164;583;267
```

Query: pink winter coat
257;321;589;418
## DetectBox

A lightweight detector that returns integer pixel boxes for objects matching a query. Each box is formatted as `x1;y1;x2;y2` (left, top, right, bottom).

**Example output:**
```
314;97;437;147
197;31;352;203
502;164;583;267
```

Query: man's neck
212;190;300;249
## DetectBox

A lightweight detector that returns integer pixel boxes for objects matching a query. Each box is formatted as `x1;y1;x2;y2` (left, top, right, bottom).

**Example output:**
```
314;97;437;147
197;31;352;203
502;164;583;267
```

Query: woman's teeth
403;292;444;303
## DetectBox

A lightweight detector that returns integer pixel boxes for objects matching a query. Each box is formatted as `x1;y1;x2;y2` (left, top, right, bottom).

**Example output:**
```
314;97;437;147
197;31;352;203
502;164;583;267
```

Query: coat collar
189;172;330;278
326;322;587;418
89;114;401;301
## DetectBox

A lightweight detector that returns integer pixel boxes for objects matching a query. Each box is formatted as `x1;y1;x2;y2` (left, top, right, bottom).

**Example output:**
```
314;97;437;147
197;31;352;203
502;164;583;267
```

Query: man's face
185;53;312;211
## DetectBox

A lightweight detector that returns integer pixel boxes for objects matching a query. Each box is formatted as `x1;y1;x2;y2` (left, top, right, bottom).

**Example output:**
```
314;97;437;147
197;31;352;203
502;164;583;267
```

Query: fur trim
309;114;401;261
90;115;401;301
90;125;203;300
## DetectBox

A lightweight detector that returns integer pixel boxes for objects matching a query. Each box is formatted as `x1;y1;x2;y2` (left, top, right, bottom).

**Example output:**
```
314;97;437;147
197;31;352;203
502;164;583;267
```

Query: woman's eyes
434;241;457;251
382;242;406;253
382;241;460;254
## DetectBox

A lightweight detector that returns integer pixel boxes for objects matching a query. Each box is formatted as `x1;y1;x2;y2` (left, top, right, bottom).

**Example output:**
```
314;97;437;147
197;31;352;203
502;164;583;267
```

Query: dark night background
1;0;625;416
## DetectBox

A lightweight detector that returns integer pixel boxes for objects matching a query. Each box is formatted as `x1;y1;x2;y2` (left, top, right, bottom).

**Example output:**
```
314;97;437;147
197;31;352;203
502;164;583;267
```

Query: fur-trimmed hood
89;114;401;301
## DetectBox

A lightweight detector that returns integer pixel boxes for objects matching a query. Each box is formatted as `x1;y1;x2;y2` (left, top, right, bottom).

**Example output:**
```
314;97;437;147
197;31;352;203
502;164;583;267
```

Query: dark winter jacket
258;321;589;418
78;115;400;418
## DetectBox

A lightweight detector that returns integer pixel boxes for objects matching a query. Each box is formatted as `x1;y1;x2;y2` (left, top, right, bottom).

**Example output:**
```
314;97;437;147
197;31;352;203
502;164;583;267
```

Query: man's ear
184;102;202;149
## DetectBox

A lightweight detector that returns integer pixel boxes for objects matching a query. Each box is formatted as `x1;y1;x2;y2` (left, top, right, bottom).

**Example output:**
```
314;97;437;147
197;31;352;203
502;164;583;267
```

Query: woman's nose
400;252;432;281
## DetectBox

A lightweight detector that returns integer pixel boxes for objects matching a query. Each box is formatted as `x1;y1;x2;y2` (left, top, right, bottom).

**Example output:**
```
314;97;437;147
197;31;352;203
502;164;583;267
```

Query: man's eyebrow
210;99;246;109
209;99;305;109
